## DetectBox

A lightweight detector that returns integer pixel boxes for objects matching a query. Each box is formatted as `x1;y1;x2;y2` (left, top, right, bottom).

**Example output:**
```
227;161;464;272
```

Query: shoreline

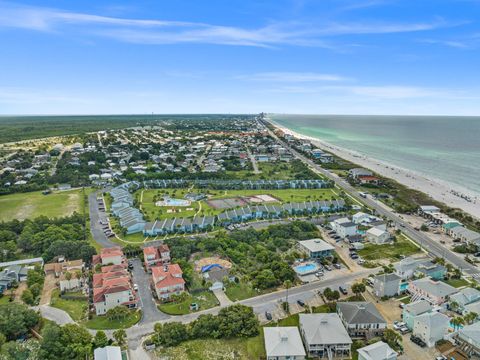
267;119;480;220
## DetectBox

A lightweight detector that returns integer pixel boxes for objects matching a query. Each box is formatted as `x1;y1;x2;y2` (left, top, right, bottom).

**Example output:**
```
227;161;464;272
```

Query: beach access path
263;119;480;279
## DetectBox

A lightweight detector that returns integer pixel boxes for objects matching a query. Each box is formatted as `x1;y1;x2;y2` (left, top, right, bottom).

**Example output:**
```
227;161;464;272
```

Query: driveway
130;258;170;324
212;288;232;307
35;305;74;326
88;190;117;248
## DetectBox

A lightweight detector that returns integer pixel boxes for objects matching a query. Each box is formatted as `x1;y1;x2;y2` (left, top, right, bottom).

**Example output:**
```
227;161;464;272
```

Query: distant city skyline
0;0;479;115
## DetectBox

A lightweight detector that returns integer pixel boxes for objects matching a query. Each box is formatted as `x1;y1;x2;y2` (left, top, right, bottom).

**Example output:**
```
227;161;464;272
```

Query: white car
133;284;139;291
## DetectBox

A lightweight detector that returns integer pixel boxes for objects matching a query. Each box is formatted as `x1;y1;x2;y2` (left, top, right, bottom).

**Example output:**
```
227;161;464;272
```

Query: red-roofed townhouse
92;247;125;266
92;267;138;315
152;264;185;300
143;244;171;272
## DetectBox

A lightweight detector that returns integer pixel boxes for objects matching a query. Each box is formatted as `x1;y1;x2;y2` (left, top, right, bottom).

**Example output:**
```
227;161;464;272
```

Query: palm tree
465;312;478;325
449;300;459;313
451;316;465;331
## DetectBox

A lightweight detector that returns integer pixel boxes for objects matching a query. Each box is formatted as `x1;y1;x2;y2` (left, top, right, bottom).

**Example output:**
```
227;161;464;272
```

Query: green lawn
225;282;260;302
84;309;141;330
158;291;219;315
0;188;90;221
50;289;88;321
138;187;339;223
358;234;420;262
443;278;470;288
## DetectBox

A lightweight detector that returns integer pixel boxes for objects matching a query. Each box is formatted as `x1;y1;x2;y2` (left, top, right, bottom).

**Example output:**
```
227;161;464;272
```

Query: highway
262;119;480;278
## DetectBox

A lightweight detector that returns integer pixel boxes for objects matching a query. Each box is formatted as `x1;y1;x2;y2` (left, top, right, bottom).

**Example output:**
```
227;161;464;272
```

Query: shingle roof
299;313;352;345
337;302;386;325
263;327;306;357
357;341;397;360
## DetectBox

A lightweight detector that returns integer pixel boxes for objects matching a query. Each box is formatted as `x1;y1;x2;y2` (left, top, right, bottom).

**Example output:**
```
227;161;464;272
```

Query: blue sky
0;0;479;115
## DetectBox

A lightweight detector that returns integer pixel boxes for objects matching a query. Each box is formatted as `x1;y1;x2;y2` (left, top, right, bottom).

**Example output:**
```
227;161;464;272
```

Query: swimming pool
294;262;319;275
155;197;191;207
400;282;408;291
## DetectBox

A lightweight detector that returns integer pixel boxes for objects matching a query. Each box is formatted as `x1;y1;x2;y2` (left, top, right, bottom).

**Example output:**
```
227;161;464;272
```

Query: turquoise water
165;198;190;206
294;262;318;274
400;283;408;291
270;114;480;195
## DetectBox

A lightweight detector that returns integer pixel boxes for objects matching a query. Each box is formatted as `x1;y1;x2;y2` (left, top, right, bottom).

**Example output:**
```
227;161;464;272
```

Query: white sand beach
270;121;480;220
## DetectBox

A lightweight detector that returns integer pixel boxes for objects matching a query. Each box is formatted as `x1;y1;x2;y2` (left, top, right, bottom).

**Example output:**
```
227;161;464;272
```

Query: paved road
35;305;75;326
123;268;376;348
262;119;480;278
130;258;170;324
89;190;117;248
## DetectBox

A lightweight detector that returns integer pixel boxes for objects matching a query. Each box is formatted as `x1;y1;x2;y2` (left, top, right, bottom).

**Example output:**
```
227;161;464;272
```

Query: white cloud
237;72;351;82
0;2;457;47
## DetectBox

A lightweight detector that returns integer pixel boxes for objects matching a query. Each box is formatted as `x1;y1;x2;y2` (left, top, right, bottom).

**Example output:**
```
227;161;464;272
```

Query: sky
0;0;480;115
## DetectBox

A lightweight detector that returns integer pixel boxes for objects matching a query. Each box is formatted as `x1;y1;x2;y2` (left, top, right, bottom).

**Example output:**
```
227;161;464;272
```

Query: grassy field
158;290;219;315
50;289;88;321
0;188;90;221
139;187;338;221
358;234;420;262
84;309;141;330
443;278;470;288
225;281;260;301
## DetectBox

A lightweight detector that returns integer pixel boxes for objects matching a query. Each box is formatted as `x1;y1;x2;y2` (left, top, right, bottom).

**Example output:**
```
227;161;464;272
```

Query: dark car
297;300;305;307
265;312;272;321
339;286;348;295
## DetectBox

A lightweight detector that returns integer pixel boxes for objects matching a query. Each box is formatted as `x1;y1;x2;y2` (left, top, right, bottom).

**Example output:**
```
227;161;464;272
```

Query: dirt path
40;274;57;305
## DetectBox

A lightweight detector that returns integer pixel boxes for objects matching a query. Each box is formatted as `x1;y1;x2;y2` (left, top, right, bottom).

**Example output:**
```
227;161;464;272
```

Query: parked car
339;286;348;295
297;300;305;307
399;327;409;334
324;265;332;271
133;284;139;291
265;312;272;321
333;263;341;269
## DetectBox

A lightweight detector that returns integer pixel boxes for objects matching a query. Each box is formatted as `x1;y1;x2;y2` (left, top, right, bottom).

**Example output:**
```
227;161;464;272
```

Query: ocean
270;114;480;195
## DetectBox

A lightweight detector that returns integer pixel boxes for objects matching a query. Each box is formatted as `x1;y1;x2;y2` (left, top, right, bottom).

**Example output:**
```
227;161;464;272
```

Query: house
143;245;171;272
453;322;480;358
349;168;373;179
203;266;232;291
358;175;380;185
373;273;402;298
93;346;122;360
332;218;357;239
413;263;446;281
0;265;28;283
336;302;387;339
394;257;431;280
263;327;306;360
93;247;125;266
449;287;480;314
357;341;397;360
449;226;480;245
152;264;185;300
408;278;458;305
92;267;137;315
299;313;352;359
44;259;84;277
352;212;370;224
366;227;391;244
298;239;334;259
59;271;83;292
413;312;450;347
402;300;433;330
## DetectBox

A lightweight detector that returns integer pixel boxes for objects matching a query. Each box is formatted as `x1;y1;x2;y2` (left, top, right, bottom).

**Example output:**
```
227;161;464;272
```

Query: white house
357;341;397;360
353;212;370;224
366;227;391;244
331;218;357;239
413;312;450;347
299;313;352;359
264;327;306;360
